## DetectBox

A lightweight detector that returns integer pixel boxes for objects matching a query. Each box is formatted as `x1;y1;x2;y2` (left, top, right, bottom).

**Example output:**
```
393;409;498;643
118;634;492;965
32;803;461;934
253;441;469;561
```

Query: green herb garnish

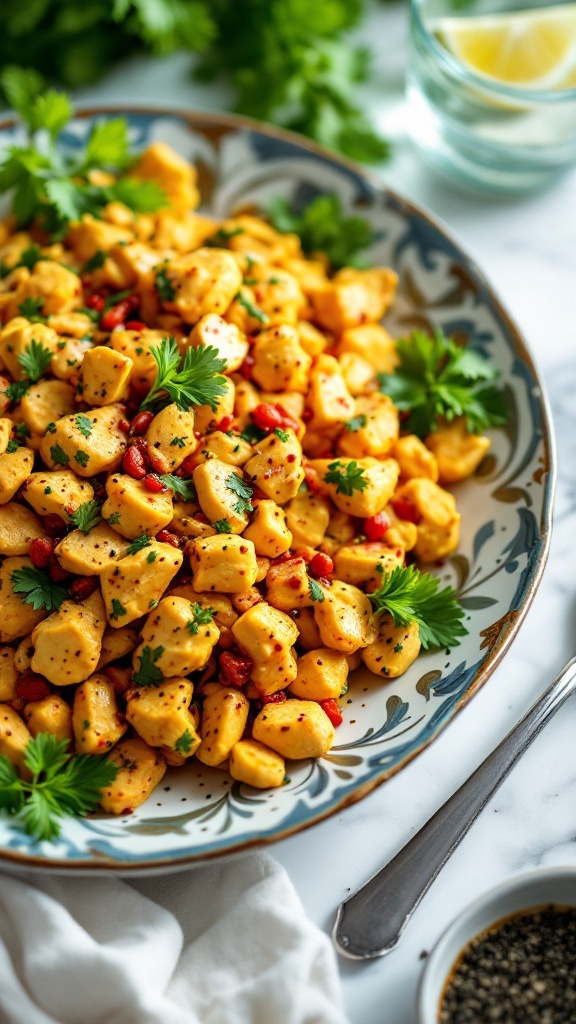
133;645;164;687
141;336;227;413
268;194;375;270
10;565;68;612
70;500;102;534
17;338;53;382
0;733;118;842
369;564;467;650
225;473;253;516
307;578;325;602
377;329;508;438
126;534;152;555
186;603;215;635
324;460;367;496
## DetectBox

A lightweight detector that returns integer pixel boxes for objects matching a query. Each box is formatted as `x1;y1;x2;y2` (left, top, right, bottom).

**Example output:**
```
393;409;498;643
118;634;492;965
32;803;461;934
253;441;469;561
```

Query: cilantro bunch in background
0;0;390;164
0;66;167;237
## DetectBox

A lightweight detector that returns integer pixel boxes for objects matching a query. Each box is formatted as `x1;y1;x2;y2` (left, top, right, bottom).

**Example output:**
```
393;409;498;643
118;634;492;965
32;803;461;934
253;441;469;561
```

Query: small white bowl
417;867;576;1024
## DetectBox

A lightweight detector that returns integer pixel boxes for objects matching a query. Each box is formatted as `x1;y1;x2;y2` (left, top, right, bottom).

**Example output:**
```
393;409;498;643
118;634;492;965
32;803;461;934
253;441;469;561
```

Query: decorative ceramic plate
0;109;555;873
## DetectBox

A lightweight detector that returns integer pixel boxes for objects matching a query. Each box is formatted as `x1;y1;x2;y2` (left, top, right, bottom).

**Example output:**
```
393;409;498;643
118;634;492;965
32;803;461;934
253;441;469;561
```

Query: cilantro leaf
174;730;195;755
186;603;215;634
155;266;176;302
213;518;232;533
5;439;19;453
10;566;68;612
70;501;102;534
126;534;151;555
344;414;367;432
369;564;467;650
0;733;119;842
274;427;290;442
240;423;267;445
74;449;90;468
82;250;107;273
141;336;228;413
377;330;509;438
18;297;48;323
158;473;196;503
50;443;69;466
133;646;164;687
110;598;127;619
17;338;52;382
225;473;253;515
235;289;269;324
308;578;325;602
6;379;31;403
324;460;367;496
75;414;93;438
106;178;167;213
268;194;375;271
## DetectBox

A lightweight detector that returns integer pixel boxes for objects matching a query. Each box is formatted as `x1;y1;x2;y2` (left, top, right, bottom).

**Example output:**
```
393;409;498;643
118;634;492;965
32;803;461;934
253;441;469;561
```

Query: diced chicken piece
31;590;107;686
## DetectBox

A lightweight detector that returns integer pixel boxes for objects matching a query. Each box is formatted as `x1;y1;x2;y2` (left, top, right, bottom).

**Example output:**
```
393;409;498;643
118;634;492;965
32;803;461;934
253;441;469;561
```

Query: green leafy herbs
268;194;376;271
50;443;69;466
141;336;228;413
75;414;93;438
213;518;232;533
240;423;267;445
170;436;187;448
17;338;53;382
110;598;127;620
74;449;90;468
5;439;19;453
126;534;152;555
225;473;253;516
235;290;269;324
344;414;367;432
307;578;325;602
132;646;164;687
206;226;245;247
377;329;509;438
0;67;167;237
158;473;197;503
274;427;290;442
186;604;216;635
174;730;195;756
324;460;367;496
18;297;47;323
70;500;102;534
14;422;30;440
107;511;121;525
5;379;31;403
82;249;107;273
0;733;118;843
369;564;467;650
155;266;176;302
10;565;68;612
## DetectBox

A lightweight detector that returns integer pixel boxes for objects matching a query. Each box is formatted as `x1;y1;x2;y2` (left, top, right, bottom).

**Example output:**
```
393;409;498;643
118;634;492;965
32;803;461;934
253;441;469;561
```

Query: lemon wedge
435;4;576;89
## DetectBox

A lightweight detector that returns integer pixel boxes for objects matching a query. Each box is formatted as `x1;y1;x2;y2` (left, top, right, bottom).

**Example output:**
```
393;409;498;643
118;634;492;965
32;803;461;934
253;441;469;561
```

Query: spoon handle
333;654;576;960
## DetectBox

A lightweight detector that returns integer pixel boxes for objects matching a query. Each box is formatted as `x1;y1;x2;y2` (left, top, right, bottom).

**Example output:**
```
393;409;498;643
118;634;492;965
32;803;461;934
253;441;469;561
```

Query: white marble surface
75;6;576;1021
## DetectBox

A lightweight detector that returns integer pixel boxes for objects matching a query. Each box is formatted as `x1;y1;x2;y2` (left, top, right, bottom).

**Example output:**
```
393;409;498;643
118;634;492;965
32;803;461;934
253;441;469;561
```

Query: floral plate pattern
0;110;555;873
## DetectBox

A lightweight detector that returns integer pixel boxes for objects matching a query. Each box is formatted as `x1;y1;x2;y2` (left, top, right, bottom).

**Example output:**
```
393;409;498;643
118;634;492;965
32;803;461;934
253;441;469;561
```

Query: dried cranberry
261;691;287;705
125;320;146;331
144;473;165;493
391;497;422;525
16;673;50;703
219;650;253;686
156;529;180;548
29;538;55;569
131;410;155;436
69;576;98;601
43;513;67;538
86;294;105;312
48;557;69;582
122;445;147;479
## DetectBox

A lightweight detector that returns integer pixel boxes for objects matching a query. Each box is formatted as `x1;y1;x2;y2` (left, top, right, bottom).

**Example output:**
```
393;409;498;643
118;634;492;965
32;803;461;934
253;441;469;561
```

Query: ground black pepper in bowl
439;905;576;1023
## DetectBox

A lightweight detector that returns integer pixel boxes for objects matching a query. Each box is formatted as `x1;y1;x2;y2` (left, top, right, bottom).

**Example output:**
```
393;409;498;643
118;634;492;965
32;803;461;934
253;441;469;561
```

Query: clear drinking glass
406;0;576;193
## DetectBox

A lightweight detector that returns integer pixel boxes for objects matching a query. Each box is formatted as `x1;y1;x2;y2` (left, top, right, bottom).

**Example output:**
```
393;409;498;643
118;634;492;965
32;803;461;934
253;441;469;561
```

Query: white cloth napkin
0;852;348;1024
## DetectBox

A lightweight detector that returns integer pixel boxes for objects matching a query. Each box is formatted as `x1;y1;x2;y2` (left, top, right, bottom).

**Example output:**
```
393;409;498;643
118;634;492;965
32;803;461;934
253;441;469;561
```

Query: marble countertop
76;8;576;1020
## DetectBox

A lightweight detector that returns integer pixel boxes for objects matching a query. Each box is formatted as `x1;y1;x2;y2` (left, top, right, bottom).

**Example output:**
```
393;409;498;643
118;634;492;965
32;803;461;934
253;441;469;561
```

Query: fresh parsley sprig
0;67;167;237
133;645;164;687
378;329;508;438
186;603;216;634
158;473;197;503
10;565;68;612
369;564;467;650
141;337;228;413
18;297;47;323
324;460;367;496
16;338;53;383
268;194;376;271
0;733;118;842
70;500;102;534
225;473;253;515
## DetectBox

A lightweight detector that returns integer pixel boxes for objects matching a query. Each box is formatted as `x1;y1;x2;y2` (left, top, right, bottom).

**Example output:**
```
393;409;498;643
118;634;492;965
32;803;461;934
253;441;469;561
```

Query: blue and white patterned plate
0;109;555;873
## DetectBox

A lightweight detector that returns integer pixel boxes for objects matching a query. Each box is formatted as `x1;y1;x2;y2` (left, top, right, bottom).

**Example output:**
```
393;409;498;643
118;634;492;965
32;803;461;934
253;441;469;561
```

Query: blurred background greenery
0;0;397;162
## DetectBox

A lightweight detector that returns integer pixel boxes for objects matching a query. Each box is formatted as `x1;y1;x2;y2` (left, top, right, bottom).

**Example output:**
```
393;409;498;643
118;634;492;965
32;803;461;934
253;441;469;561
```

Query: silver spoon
333;654;576;960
